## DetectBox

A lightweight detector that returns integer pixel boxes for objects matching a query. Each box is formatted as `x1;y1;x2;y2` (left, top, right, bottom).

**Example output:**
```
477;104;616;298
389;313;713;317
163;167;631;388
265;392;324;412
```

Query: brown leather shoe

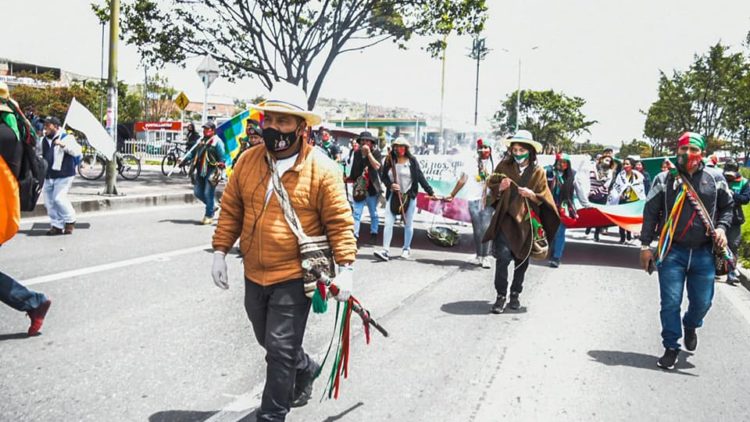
64;223;75;234
46;227;63;236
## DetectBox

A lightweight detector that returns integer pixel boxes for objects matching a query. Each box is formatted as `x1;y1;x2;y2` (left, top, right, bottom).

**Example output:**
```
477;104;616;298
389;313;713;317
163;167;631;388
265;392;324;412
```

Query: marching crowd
2;80;749;421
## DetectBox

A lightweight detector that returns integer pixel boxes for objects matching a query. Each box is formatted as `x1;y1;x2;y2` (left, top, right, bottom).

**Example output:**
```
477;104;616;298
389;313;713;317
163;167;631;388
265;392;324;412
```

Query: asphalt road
2;205;750;421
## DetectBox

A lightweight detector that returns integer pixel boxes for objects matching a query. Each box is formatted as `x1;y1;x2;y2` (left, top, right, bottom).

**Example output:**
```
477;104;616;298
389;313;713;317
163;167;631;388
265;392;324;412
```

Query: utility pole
438;34;448;154
104;0;119;195
99;22;106;122
515;58;521;133
468;37;489;127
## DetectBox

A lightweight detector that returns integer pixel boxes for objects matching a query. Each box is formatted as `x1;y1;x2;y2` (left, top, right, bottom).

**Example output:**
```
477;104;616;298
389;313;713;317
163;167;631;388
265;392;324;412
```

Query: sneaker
63;222;75;235
291;361;320;408
401;249;411;259
469;255;482;266
684;328;697;351
201;216;213;225
481;256;492;269
508;293;521;310
656;348;679;370
490;296;506;314
374;250;390;262
549;259;560;268
27;299;52;336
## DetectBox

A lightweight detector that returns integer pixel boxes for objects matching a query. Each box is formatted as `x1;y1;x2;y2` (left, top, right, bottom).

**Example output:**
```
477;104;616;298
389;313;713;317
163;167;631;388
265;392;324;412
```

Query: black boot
291;361;320;408
508;293;521;310
684;328;698;351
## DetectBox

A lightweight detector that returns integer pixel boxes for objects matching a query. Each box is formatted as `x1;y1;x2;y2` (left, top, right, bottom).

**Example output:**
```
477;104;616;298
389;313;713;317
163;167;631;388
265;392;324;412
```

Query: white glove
212;251;229;289
333;265;354;302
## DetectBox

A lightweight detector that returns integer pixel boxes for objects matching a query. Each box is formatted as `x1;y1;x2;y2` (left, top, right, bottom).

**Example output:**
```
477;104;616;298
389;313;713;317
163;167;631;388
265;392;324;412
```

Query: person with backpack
722;159;750;285
180;121;227;225
349;131;382;244
483;130;559;314
41;116;82;235
0;83;52;335
374;137;437;261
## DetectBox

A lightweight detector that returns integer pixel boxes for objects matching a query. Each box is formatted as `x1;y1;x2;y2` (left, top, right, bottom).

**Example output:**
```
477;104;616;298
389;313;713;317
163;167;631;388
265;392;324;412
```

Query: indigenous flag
216;109;263;177
559;200;645;232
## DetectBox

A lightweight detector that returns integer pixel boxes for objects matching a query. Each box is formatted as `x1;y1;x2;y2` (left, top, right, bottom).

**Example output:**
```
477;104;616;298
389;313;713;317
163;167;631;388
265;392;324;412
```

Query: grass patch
739;203;750;267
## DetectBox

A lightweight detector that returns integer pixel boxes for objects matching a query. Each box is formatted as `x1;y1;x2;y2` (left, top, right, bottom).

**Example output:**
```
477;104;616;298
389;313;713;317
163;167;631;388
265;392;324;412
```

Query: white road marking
20;244;210;286
20;203;201;225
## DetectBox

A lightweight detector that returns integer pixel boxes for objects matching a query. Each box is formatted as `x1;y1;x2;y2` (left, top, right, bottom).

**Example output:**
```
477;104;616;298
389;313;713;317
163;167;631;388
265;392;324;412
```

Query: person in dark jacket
181;122;226;225
635;160;651;195
185;122;201;151
349;131;382;244
722;159;750;284
640;132;733;370
374;137;436;261
547;153;591;268
41;116;82;235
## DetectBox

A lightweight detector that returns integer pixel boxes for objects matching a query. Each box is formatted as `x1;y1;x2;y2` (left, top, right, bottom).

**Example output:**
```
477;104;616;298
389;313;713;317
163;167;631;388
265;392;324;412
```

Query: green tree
617;139;653;159
643;43;745;154
492;89;597;152
92;0;487;109
142;73;179;121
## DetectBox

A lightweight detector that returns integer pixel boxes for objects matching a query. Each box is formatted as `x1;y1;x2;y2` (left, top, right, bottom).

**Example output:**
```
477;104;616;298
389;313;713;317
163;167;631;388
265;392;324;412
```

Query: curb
21;190;224;219
736;265;750;293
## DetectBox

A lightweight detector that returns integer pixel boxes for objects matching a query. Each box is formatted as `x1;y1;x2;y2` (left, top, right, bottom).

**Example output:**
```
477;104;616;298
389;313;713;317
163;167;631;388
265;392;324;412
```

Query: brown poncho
482;159;560;260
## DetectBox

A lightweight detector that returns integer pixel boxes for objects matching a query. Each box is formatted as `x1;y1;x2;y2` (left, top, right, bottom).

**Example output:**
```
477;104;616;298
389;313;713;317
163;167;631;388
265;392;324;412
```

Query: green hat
678;132;706;151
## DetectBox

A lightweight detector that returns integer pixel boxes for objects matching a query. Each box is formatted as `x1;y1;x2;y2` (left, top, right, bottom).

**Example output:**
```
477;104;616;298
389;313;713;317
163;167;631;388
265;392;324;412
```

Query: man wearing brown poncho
483;130;560;313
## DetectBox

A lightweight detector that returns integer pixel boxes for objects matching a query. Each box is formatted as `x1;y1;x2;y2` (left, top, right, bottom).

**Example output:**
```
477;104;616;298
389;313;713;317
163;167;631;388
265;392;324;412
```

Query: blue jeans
468;199;493;257
194;174;217;218
383;195;417;252
551;224;567;260
657;244;715;350
0;271;47;312
353;194;380;238
43;176;76;229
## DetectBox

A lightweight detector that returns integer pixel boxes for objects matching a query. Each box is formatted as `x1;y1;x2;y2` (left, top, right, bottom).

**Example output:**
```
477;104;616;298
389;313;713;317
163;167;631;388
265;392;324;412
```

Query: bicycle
161;140;189;176
78;149;142;181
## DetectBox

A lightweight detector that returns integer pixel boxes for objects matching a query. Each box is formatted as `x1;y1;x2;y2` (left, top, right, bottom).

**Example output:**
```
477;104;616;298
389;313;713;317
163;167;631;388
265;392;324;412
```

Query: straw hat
503;129;542;153
249;82;321;126
0;82;15;114
392;137;410;147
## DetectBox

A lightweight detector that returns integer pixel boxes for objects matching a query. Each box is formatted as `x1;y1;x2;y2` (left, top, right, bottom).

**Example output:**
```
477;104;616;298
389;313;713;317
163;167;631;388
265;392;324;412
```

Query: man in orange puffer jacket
211;83;356;421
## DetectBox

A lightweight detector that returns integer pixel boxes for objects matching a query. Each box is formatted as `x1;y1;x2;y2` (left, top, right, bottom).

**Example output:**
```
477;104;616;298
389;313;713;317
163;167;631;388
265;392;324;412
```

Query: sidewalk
21;165;203;218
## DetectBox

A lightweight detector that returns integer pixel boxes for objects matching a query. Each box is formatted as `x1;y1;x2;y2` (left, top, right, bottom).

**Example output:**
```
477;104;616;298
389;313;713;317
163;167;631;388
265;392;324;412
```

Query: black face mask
263;127;299;152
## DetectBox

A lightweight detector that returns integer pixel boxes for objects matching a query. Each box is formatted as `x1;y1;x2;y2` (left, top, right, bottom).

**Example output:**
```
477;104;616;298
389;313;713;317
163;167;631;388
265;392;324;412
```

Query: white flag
64;98;116;158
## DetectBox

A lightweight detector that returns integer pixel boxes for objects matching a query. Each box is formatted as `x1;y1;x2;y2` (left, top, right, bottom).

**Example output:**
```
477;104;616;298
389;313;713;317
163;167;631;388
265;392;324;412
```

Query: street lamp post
468;37;489;127
196;56;220;124
502;46;539;133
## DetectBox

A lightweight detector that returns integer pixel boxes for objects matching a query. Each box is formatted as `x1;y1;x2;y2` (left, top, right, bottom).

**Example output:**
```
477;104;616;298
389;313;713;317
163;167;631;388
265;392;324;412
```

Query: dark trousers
728;223;742;256
0;271;47;312
493;232;530;297
244;278;315;422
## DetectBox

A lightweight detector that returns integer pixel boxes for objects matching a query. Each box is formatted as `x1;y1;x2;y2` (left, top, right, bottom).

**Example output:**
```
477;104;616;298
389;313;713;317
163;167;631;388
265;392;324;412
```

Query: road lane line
20;203;201;225
21;244;211;286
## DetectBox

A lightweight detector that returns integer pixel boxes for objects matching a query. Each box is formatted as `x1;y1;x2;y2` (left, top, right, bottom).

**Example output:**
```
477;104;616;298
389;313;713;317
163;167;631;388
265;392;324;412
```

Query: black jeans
244;278;316;422
492;232;530;297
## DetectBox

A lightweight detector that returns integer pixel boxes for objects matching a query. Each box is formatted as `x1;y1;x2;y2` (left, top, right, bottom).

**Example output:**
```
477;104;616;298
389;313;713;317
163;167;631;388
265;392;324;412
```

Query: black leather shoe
684;328;698;351
490;296;506;314
657;348;679;370
291;361;320;408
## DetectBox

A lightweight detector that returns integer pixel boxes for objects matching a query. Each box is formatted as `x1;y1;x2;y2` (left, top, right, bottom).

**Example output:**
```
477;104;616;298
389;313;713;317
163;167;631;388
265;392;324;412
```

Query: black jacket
729;177;750;225
381;155;434;200
641;165;734;249
350;149;383;195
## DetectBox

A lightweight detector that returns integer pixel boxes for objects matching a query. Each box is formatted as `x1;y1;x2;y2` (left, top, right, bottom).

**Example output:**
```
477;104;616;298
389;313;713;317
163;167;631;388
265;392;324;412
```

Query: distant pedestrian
374;137;436;261
349;131;382;244
547;153;591;268
211;83;355;421
484;130;559;313
236;119;263;161
635;160;651;195
185;122;200;151
608;157;646;244
181;122;226;225
319;128;341;161
444;138;495;269
41;116;82;235
587;154;616;242
722;159;750;285
0;86;52;335
640;132;733;370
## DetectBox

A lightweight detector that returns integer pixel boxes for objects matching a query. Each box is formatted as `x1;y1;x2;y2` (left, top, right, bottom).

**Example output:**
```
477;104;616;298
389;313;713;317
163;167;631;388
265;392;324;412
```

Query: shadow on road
441;300;492;315
149;409;257;422
19;222;92;237
416;258;471;267
531;239;641;270
587;350;697;376
158;219;204;226
359;223;473;254
321;401;365;421
0;332;31;341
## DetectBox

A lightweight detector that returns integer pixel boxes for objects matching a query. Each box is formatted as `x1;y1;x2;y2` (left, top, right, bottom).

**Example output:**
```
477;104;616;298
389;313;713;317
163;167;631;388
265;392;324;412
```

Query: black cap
357;131;377;142
202;121;216;130
247;125;263;136
724;159;740;173
44;116;62;126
